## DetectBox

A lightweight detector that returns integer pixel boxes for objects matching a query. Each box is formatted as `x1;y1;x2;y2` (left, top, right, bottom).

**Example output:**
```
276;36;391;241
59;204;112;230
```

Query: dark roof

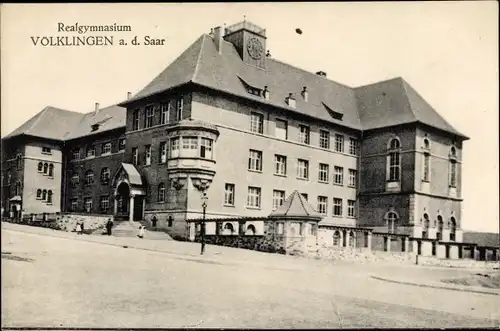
269;190;322;219
355;77;469;139
64;105;126;140
4;106;84;140
463;231;499;248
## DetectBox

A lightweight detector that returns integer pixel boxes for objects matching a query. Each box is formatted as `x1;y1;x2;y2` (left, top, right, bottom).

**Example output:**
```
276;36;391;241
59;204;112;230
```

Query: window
102;142;112;154
297;159;309;179
450;217;457;241
424;138;430;150
145;105;155;128
250;112;264;134
247;187;261;208
85;170;94;186
272;190;285;211
101;168;110;183
449;160;457;187
158;183;165;202
335;134;344;152
161;102;170;125
37;162;43;172
318;163;329;183
348;231;355;247
132;147;139;165
450;146;457;157
246;224;256;235
48;164;54;177
334;166;344;185
333;198;343;217
176;98;183;121
72;148;81;160
274;154;287;176
349;138;358;156
7;172;11;185
43;163;48;174
423;152;430;181
84;197;92;213
71;174;79;187
45;190;52;203
36;189;42;199
182;137;198;150
42;189;47;200
16;154;22;169
348;169;357;187
70;199;78;212
248;150;263;172
15;182;21;196
145;145;152;165
301;193;308;201
170;138;180;158
422;214;430;239
224;183;235;206
298;125;310;145
100;196;109;212
333;231;341;246
348;200;356;218
275;119;287;140
437;216;444;240
387;138;401;181
387;212;398;233
224;223;235;235
42;147;51;154
132;109;140;130
317;196;328;215
200;138;213;159
320;130;330;149
277;222;284;235
119;139;126;151
86;145;95;158
159;142;167;163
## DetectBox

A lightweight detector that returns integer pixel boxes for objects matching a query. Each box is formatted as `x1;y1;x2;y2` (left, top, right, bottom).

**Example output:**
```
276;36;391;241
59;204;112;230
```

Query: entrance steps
95;220;173;240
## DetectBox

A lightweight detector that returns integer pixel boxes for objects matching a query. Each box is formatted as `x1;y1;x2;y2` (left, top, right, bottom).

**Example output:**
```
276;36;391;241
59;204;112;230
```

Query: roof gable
269;190;322;219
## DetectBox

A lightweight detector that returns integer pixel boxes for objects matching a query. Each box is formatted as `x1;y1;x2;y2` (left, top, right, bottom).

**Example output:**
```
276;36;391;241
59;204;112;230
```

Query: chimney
286;93;296;108
266;50;271;58
213;26;224;54
301;86;308;102
127;92;132;100
94;102;100;115
263;86;270;100
316;71;327;77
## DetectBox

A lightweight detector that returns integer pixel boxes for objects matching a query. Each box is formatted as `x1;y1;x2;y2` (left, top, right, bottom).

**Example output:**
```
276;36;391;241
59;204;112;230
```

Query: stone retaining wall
313;247;414;265
195;234;284;254
5;213;111;233
417;256;500;269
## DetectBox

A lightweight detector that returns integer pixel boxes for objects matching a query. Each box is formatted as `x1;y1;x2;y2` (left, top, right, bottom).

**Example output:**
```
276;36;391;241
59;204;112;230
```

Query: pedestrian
80;221;85;234
151;215;157;228
106;219;113;236
137;225;145;239
76;221;82;235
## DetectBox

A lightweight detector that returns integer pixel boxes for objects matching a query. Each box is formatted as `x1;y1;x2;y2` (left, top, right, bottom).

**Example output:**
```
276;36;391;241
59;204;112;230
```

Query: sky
1;2;498;233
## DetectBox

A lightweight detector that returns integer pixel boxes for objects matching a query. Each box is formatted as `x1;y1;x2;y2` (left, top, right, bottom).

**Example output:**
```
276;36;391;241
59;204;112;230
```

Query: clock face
247;38;264;60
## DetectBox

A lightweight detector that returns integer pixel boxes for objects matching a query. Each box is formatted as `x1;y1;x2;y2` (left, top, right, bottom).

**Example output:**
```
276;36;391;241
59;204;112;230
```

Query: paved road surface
2;227;499;328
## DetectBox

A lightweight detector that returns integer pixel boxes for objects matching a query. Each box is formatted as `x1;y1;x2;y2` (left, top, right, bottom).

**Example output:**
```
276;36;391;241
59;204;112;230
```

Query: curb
371;275;500;296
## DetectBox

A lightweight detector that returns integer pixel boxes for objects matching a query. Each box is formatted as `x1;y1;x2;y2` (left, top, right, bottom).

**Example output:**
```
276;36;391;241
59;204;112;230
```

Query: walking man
106;218;113;236
151;215;157;228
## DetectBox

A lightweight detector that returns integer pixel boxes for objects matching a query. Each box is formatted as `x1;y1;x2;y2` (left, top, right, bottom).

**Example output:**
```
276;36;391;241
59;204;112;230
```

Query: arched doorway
115;182;130;218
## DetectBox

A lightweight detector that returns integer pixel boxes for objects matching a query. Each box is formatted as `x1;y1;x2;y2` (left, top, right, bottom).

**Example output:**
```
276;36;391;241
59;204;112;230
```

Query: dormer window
91;124;100;131
301;87;308;102
286;93;296;108
322;102;343;121
247;87;261;96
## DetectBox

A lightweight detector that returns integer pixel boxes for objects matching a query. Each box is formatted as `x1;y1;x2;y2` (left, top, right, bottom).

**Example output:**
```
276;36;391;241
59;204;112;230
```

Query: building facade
1;20;468;249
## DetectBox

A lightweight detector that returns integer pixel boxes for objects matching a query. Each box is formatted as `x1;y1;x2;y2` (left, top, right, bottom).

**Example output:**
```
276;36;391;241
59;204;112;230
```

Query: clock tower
223;20;267;69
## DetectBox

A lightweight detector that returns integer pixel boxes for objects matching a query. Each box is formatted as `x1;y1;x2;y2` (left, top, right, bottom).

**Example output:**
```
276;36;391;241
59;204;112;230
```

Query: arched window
450;146;456;157
423;138;430;150
387;212;398;234
422;213;430;239
246;224;256;235
36;189;42;198
85;171;94;186
42;189;47;200
47;190;53;203
224;223;235;235
450;217;457;241
38;162;43;172
48;164;54;177
43;163;48;174
387;138;401;182
333;230;341;246
101;167;110;183
449;160;457;188
348;231;355;247
158;183;165;202
437;215;443;240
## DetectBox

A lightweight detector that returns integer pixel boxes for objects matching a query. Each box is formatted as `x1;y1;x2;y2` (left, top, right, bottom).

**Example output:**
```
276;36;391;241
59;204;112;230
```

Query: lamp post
201;192;208;255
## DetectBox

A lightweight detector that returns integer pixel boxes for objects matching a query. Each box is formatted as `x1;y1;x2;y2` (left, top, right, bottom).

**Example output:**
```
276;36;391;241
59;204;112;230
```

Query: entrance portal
115;182;130;219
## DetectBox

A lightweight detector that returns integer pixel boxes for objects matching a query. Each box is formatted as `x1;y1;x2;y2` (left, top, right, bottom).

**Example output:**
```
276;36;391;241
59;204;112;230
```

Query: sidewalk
371;274;500;296
1;222;308;271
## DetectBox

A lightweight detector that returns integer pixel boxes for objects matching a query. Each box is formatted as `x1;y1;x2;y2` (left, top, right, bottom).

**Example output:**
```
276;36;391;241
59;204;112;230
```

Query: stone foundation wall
314;246;414;265
417;256;500;269
9;213;111;233
194;234;284;254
